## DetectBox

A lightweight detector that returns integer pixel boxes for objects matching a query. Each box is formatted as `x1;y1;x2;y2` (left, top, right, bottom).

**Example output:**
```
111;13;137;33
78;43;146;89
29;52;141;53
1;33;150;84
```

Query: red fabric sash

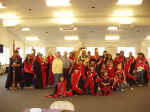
47;56;54;85
72;71;83;94
84;71;96;95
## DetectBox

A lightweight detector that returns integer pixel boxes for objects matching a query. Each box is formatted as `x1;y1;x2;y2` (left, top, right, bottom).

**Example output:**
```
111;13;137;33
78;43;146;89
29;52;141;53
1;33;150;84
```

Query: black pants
63;68;71;90
23;72;34;86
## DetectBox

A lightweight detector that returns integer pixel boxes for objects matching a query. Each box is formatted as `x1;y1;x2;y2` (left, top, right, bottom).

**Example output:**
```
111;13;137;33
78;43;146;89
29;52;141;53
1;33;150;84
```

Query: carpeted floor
0;74;150;112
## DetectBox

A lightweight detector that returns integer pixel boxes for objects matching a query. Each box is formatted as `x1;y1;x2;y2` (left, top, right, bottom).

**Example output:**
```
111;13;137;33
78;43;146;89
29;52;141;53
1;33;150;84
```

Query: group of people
5;48;150;98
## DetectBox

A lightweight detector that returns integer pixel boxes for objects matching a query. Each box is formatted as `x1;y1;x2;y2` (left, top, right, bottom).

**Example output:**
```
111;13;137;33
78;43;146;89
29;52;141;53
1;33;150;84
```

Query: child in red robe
99;71;112;96
113;63;127;92
84;66;99;96
46;76;72;98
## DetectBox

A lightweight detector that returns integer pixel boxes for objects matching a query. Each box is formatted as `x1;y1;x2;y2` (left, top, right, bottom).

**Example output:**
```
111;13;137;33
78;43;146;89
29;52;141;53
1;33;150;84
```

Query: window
117;47;136;57
0;47;10;65
148;47;150;58
56;47;74;56
87;47;105;56
25;47;46;56
19;48;24;60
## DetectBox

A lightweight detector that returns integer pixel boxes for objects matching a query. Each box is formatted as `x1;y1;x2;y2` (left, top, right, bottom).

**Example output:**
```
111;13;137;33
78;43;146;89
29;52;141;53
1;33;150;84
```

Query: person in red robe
134;53;150;86
34;53;47;89
47;53;54;86
113;63;127;92
129;52;135;64
84;66;99;95
71;65;86;95
124;57;136;87
22;54;34;87
118;51;126;64
114;53;120;70
46;76;72;98
99;71;112;96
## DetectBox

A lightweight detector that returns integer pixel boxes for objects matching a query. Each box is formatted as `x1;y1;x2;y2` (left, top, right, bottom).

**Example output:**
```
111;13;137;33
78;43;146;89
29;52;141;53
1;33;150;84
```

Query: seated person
46;76;72;98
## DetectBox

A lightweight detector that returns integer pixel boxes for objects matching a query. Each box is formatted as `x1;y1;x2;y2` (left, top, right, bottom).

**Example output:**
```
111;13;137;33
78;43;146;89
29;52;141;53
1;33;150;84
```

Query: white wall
0;26;23;56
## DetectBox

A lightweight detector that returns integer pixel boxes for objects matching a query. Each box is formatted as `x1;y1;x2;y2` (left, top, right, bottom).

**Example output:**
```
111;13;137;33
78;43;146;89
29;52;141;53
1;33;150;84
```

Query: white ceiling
1;0;150;46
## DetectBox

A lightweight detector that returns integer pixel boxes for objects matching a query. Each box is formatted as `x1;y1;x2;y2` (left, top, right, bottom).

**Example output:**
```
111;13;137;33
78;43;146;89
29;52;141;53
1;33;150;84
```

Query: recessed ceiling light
105;35;120;40
0;3;6;8
3;19;19;27
113;10;133;17
54;18;75;25
117;0;143;5
107;26;118;31
22;27;31;31
64;35;79;40
112;17;133;24
45;0;71;7
26;36;39;41
0;14;18;19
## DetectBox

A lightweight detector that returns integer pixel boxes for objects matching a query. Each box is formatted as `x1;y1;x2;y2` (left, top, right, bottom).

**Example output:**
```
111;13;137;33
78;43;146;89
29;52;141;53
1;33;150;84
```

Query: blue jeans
54;74;62;86
137;71;145;84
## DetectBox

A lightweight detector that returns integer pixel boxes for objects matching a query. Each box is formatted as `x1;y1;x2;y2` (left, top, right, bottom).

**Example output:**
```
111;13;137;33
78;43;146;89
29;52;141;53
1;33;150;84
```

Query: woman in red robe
23;54;34;87
47;53;54;85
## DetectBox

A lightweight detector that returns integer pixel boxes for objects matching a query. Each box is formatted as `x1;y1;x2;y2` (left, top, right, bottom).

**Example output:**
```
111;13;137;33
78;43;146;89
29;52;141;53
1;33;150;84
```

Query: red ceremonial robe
124;61;136;80
107;64;115;77
135;62;150;82
24;61;34;74
36;58;47;88
54;80;72;98
41;63;47;88
72;71;84;94
84;71;97;95
47;56;54;85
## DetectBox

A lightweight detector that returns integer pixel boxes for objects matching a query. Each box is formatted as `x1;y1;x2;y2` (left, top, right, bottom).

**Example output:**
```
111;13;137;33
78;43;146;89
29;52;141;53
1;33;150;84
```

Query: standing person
79;50;88;66
22;54;34;88
61;51;71;79
87;51;91;60
129;52;135;64
71;66;86;95
94;51;100;64
47;52;55;86
118;51;126;64
102;50;108;63
52;52;63;87
84;66;99;95
114;53;120;70
5;49;22;90
34;53;43;89
124;57;136;88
